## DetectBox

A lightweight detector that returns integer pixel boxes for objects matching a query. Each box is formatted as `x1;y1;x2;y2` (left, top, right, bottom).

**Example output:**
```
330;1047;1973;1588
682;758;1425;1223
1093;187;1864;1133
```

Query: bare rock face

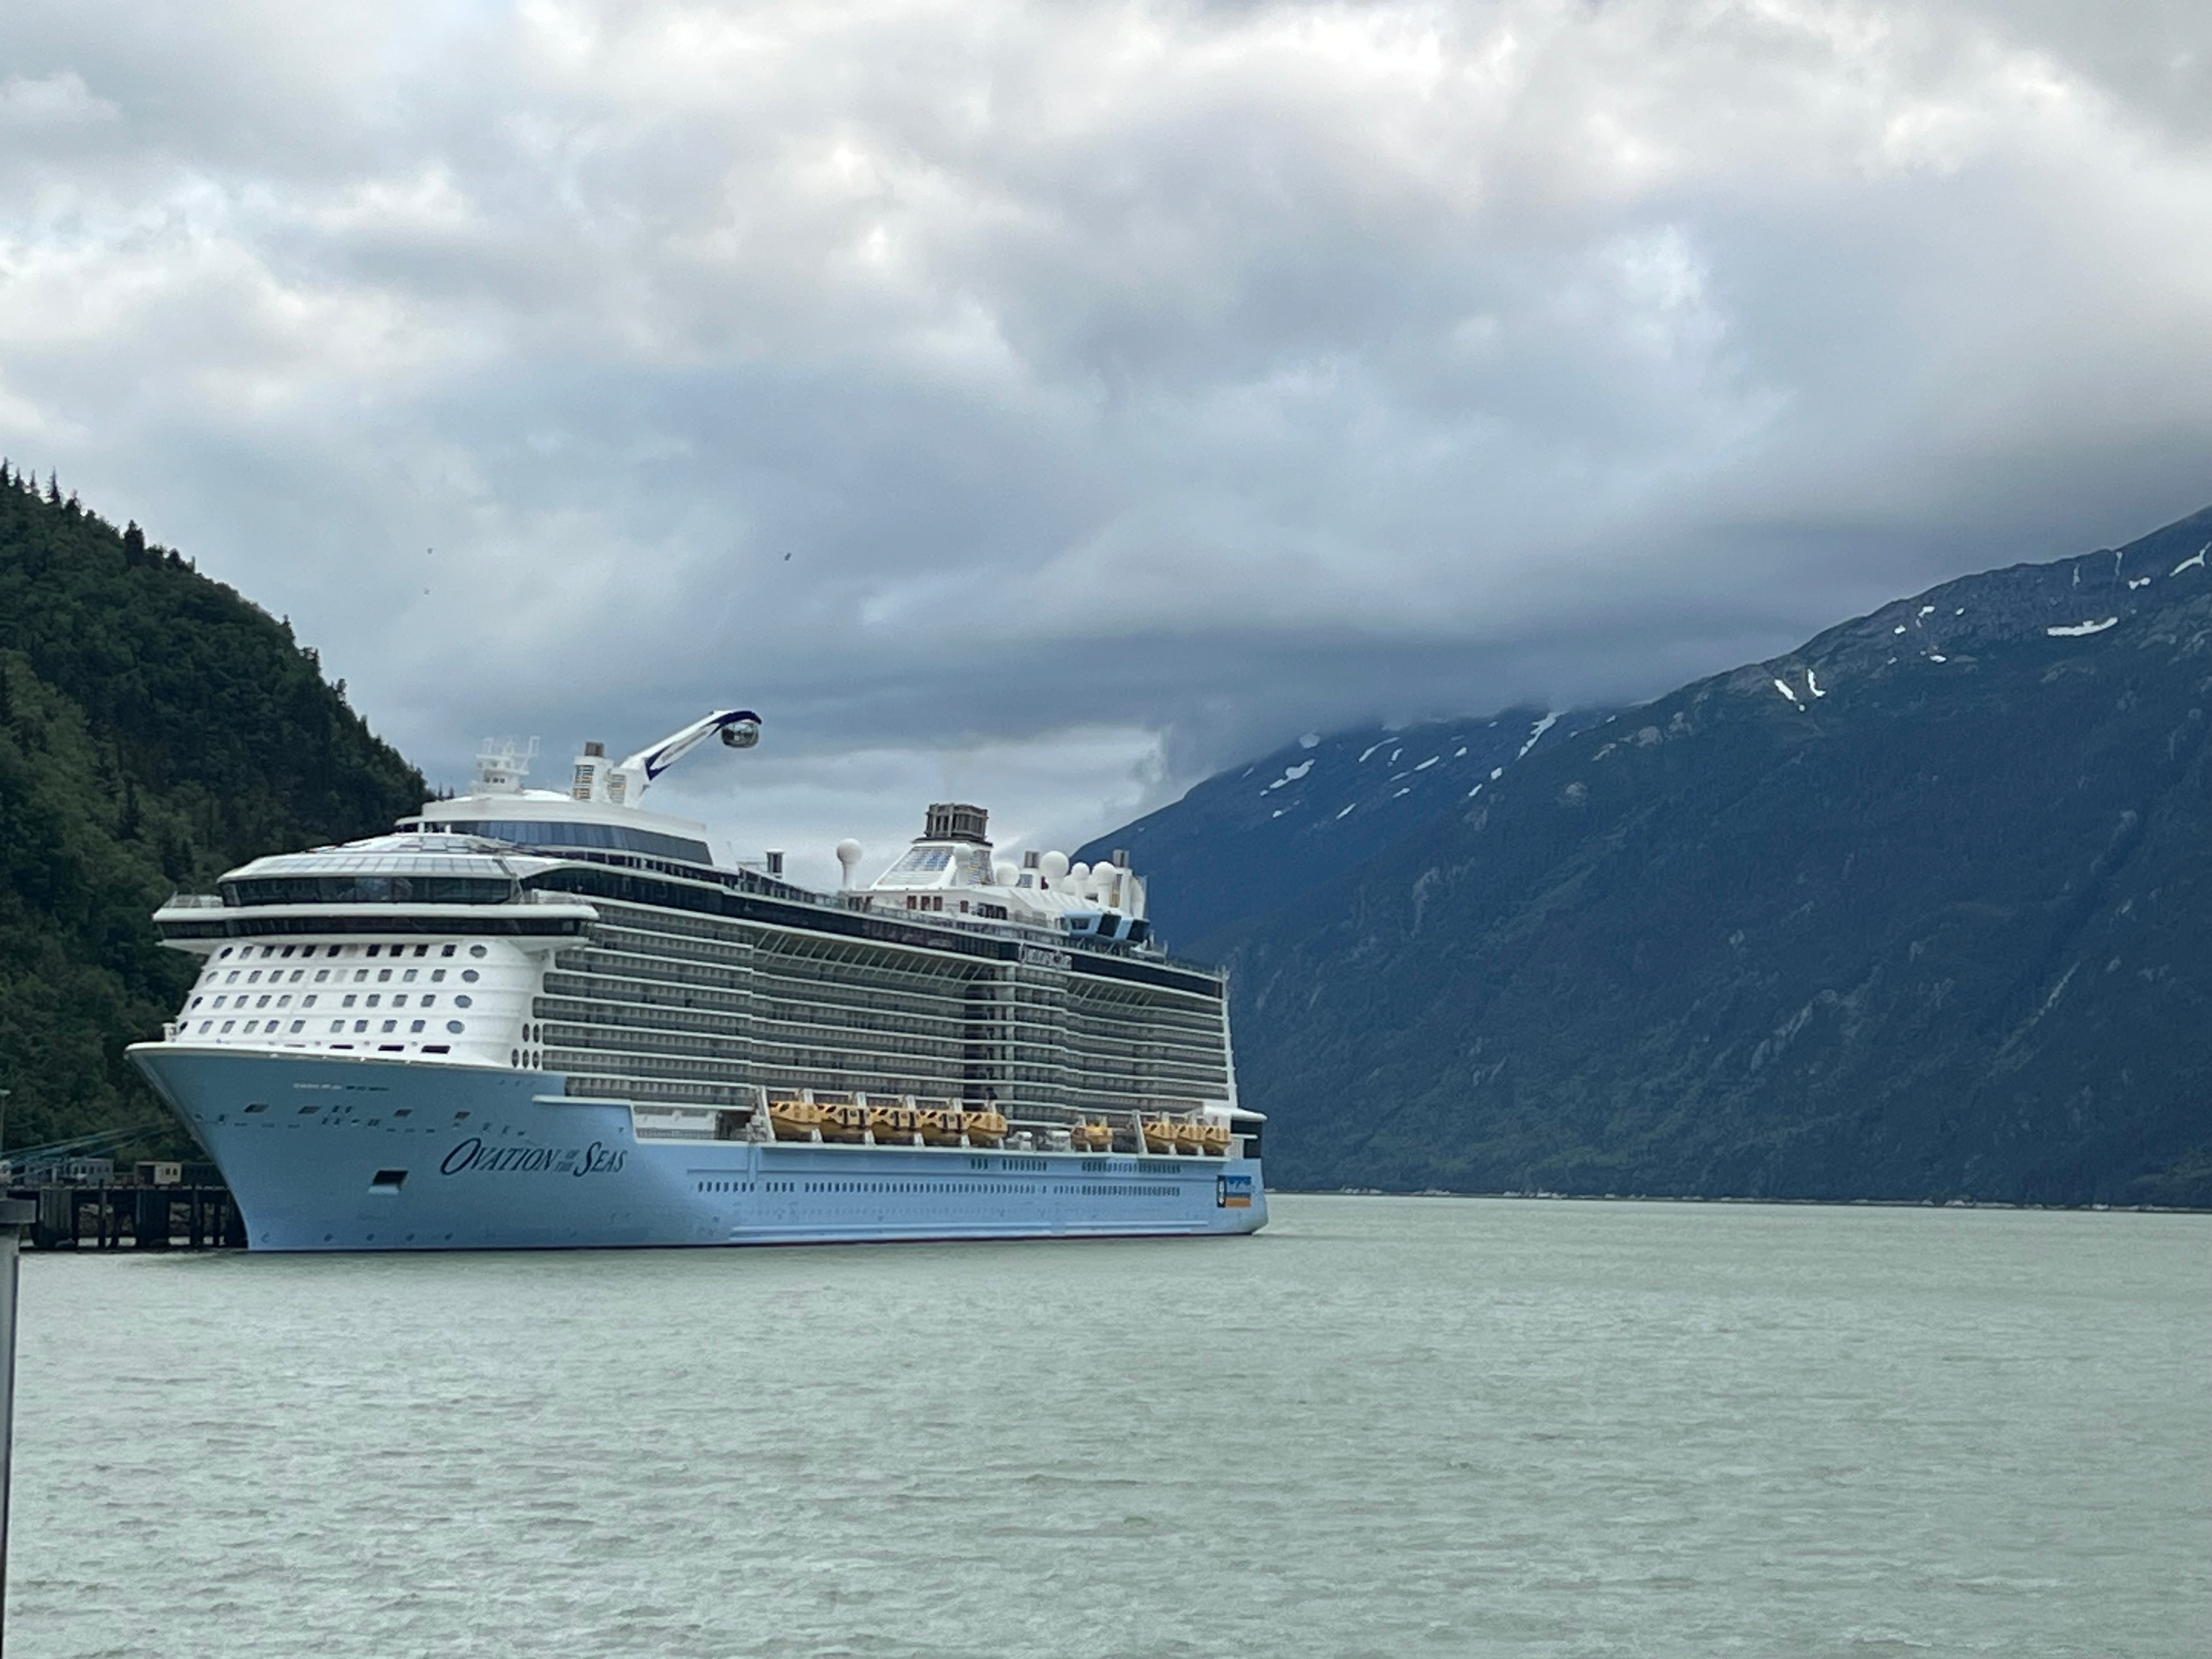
1122;505;2212;1206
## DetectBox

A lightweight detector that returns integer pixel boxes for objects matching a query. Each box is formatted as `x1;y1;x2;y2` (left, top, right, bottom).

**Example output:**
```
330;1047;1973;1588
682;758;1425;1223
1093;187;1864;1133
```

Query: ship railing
160;892;226;911
526;846;1225;976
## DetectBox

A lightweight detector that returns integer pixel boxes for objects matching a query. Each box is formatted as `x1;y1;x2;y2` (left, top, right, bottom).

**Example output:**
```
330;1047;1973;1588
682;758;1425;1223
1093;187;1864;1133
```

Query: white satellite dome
834;839;864;889
1040;850;1070;880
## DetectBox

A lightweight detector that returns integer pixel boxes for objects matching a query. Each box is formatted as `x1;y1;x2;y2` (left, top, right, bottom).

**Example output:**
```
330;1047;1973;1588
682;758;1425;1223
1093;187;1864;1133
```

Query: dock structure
8;1166;243;1252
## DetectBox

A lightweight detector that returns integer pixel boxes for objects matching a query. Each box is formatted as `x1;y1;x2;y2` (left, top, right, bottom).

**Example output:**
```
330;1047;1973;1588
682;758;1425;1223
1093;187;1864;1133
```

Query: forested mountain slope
1196;506;2212;1206
0;468;423;1154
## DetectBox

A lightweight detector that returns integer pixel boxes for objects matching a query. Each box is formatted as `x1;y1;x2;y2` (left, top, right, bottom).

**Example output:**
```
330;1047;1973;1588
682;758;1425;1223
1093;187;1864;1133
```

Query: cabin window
461;970;479;983
446;1021;465;1035
453;995;472;1009
469;945;487;958
410;1020;425;1033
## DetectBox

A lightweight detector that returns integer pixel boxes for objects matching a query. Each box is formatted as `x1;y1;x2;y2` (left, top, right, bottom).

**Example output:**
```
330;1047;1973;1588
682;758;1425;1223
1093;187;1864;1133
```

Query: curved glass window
222;876;517;907
430;819;712;863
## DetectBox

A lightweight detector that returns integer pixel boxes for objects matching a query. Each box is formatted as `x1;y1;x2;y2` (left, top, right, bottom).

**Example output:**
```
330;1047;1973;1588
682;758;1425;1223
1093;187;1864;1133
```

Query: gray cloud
2;0;2207;869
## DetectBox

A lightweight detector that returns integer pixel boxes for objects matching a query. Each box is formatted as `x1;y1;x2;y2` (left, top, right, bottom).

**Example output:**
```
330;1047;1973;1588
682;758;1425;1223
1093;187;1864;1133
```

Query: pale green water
7;1196;2207;1657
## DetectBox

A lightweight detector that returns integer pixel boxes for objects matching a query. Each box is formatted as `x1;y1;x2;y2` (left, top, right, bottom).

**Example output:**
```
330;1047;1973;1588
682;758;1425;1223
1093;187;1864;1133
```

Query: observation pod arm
619;709;763;789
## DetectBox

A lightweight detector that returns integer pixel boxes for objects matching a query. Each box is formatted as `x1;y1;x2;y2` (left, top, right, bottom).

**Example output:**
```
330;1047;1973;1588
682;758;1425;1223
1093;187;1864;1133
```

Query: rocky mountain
1076;706;1607;948
0;468;423;1156
1150;506;2212;1207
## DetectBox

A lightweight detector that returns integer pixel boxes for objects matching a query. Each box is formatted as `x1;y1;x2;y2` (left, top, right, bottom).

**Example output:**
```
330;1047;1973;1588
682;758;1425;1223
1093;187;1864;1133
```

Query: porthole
469;945;487;959
454;995;472;1009
446;1020;465;1035
461;969;480;984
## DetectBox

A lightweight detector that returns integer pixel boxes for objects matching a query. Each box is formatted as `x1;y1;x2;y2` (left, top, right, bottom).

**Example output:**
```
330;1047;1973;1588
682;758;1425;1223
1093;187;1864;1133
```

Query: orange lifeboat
961;1108;1008;1147
916;1108;965;1146
766;1096;826;1142
867;1102;922;1145
817;1103;869;1143
1140;1118;1180;1153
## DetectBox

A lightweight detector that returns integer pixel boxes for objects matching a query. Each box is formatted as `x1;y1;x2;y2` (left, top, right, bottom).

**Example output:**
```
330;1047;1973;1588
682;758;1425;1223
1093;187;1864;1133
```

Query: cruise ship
127;710;1266;1250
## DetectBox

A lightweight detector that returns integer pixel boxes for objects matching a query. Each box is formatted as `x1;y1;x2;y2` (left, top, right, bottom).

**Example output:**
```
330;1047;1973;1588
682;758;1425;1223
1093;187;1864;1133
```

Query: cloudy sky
4;1;2209;882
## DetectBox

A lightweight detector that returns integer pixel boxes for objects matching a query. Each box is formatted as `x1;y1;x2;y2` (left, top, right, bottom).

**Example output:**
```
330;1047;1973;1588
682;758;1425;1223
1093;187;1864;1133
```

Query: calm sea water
7;1196;2207;1657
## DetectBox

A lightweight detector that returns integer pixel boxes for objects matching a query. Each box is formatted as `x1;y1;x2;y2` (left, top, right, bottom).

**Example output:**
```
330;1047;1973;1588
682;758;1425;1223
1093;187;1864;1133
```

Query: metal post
0;1192;35;1647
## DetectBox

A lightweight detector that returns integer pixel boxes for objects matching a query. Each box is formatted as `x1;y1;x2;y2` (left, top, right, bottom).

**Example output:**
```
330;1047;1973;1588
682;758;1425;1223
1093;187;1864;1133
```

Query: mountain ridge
1120;506;2212;1206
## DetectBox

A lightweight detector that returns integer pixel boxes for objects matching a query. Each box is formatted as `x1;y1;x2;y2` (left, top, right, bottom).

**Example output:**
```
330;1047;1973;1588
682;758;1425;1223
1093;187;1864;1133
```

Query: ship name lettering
440;1137;624;1177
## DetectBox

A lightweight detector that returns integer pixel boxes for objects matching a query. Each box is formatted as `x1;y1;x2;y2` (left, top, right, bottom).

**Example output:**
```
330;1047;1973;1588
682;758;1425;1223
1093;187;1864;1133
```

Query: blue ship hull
130;1046;1267;1252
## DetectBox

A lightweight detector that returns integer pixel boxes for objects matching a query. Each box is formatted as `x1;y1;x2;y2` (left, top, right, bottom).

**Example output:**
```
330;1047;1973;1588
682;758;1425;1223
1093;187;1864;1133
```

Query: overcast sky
4;1;2208;882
